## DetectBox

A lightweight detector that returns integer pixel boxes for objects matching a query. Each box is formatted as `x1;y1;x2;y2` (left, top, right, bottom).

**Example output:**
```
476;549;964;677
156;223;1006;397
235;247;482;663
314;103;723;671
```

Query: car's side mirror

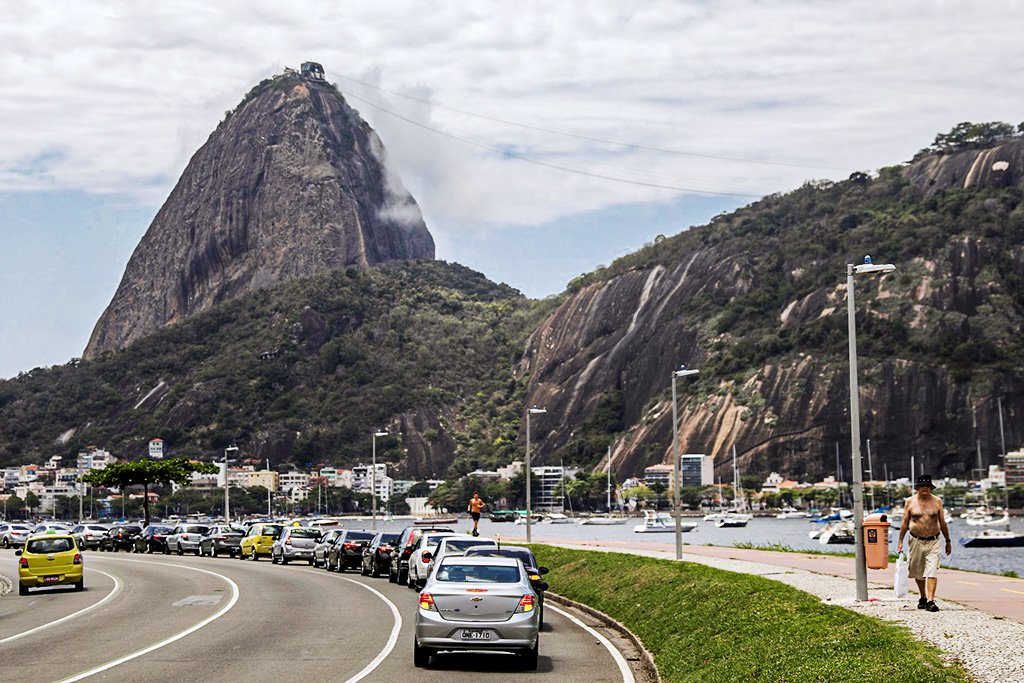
537;581;549;591
15;549;22;556
538;566;550;575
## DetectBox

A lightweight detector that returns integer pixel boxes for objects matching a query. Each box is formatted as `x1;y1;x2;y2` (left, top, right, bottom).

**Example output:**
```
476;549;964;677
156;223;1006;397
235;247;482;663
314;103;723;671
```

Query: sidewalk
531;536;1024;683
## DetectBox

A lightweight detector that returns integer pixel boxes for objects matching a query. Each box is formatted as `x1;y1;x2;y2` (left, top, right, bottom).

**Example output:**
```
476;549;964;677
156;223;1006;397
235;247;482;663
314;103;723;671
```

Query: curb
546;591;660;683
0;573;13;596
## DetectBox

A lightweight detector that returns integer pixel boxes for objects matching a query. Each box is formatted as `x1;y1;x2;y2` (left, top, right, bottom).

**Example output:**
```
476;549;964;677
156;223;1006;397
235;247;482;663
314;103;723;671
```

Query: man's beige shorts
908;535;941;579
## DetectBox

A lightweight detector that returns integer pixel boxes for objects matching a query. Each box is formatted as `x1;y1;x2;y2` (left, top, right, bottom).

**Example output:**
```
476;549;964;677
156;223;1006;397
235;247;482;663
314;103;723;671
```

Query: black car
361;532;401;577
132;524;175;553
463;545;550;626
326;530;376;572
388;525;454;585
99;525;142;552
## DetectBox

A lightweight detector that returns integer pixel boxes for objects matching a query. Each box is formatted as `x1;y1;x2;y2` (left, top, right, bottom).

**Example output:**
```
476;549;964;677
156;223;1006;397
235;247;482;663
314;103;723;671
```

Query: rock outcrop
519;139;1024;480
85;69;434;358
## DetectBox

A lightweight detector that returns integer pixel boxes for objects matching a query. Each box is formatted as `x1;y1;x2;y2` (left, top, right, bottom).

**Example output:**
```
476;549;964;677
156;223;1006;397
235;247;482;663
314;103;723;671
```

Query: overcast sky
2;1;1023;378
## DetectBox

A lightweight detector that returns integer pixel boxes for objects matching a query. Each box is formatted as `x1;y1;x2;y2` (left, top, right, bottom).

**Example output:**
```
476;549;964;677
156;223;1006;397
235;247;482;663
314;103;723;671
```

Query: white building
279;471;311;493
319;467;354;489
643;464;672;489
406;496;431;515
352;463;387;492
531;466;578;512
762;472;785;493
77;448;116;471
497;461;524;481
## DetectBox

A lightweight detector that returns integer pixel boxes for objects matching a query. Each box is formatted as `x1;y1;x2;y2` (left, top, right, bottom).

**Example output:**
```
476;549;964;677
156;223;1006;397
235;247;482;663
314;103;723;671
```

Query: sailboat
578;446;628;525
716;445;751;527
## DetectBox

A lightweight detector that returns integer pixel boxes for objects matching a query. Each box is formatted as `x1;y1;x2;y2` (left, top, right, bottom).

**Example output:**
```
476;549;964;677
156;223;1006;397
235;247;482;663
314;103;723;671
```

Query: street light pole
224;446;238;523
672;365;700;560
266;458;272;517
525;406;547;543
847;255;896;602
372;430;388;531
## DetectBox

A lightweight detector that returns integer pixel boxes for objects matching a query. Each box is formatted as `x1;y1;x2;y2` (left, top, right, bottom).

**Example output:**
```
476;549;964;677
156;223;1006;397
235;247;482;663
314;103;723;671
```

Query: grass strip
529;544;973;683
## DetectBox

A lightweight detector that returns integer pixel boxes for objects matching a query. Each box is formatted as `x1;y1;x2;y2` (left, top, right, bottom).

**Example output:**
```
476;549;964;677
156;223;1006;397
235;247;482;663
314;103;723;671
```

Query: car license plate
43;575;62;583
461;629;491;640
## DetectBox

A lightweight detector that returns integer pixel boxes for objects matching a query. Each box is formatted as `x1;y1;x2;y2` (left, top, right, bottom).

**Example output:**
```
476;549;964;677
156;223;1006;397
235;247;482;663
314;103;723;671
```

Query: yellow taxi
240;523;283;561
17;533;84;595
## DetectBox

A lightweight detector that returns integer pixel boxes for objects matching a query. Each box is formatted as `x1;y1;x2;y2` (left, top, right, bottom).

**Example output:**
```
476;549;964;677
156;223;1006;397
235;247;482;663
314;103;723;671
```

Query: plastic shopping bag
894;552;909;598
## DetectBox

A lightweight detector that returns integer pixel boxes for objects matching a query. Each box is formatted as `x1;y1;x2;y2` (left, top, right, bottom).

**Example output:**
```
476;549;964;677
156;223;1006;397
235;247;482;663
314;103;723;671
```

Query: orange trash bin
863;513;891;569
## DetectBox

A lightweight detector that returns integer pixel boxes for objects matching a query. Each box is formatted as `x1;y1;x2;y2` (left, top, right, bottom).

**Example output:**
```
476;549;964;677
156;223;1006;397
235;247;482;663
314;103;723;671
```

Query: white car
0;523;32;548
406;531;460;590
164;523;211;555
418;535;499;587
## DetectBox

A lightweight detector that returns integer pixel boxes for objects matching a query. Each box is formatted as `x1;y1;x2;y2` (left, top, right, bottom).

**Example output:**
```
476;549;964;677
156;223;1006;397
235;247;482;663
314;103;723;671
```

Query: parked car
99;524;142;552
165;523;211;555
312;528;346;568
199;525;245;558
389;525;454;585
133;525;174;554
0;523;32;548
464;545;550;626
271;526;322;565
240;522;284;561
361;532;401;577
326;530;376;572
70;523;110;550
414;556;540;669
17;533;84;595
31;523;72;535
406;531;461;590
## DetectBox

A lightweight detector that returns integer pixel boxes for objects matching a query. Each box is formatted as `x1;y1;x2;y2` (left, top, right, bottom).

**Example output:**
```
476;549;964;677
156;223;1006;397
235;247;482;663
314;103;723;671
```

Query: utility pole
266;459;272;517
997;397;1007;459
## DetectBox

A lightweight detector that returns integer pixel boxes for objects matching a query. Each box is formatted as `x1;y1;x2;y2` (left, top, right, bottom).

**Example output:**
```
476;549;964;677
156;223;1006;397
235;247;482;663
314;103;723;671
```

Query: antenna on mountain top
301;62;325;81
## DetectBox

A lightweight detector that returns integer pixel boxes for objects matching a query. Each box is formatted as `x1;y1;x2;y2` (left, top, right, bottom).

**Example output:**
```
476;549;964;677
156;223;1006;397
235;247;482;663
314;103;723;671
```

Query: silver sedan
414;556;540;670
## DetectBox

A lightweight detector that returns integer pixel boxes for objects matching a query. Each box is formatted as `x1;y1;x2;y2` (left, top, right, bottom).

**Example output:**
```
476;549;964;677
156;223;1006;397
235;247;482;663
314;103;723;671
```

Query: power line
338;88;764;199
336;74;846;172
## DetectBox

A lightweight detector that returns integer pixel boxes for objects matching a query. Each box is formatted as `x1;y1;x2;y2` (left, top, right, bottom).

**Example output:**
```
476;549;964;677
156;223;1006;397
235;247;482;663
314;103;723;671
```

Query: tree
81;458;218;526
25;491;40;517
5;494;24;520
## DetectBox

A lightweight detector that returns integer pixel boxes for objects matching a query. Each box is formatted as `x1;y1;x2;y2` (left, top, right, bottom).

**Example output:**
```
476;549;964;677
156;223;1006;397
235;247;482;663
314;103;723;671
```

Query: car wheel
539;606;544;629
163;545;170;555
388;566;397;583
413;641;431;668
361;562;370;576
398;568;408;586
111;545;118;553
308;557;315;566
176;544;184;556
251;548;259;561
211;546;219;558
520;642;539;670
147;542;154;554
19;583;29;596
2;538;9;549
271;552;279;565
74;579;84;592
281;556;289;565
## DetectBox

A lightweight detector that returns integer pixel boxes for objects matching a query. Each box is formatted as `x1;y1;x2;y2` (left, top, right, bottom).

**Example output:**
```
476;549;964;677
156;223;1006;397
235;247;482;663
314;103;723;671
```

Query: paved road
0;548;632;682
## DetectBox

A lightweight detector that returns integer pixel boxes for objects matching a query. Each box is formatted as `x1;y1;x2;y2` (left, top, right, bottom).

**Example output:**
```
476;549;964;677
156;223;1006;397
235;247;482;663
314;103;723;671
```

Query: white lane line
0;568;123;645
56;559;240;683
546;603;635;683
291;567;403;683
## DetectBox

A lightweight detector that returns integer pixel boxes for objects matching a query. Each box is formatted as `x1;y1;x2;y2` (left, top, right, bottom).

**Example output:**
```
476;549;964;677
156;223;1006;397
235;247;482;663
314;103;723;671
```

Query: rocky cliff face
519;138;1024;481
85;70;434;358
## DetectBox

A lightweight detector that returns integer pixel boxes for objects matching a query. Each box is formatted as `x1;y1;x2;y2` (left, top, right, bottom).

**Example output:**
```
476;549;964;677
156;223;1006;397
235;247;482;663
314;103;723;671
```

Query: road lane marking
291;567;402;683
0;568;123;645
1001;588;1024;596
546;603;635;683
957;581;980;585
56;559;239;683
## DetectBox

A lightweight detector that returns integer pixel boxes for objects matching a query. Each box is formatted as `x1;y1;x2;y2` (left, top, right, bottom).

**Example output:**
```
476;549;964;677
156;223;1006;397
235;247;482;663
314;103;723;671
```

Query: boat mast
732;444;740;511
997;396;1007;459
606;445;612;512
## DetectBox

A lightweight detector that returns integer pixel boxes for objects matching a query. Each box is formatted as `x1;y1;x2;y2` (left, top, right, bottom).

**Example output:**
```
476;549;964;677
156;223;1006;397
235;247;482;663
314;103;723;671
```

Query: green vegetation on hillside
530;545;971;683
0;261;534;473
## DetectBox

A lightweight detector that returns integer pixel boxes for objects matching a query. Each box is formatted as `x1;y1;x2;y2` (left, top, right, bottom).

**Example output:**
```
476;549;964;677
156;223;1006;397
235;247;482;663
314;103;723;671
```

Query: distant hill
85;68;434;359
520;130;1024;481
1;261;532;476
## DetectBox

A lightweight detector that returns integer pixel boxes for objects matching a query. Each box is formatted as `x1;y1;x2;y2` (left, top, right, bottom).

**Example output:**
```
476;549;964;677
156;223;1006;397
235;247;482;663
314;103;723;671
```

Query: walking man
896;475;952;612
467;491;485;537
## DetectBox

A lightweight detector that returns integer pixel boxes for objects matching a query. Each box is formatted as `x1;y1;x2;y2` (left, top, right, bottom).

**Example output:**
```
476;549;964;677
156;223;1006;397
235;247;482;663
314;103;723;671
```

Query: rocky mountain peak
84;66;434;358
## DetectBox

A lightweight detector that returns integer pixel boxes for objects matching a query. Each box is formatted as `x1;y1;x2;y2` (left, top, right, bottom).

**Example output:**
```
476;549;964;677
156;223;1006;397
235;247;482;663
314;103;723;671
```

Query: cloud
2;0;1023;234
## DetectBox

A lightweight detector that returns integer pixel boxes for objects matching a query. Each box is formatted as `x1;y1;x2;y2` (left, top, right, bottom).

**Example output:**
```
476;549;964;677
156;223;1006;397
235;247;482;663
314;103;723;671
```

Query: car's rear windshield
185;525;209;534
444;539;496;553
150;526;174;534
118;526;142;533
465;547;535;565
289;528;320;538
436;563;520;583
343;531;375;541
261;525;283;537
88;525;109;531
12;525;30;530
27;538;74;554
378;533;400;544
225;527;245;534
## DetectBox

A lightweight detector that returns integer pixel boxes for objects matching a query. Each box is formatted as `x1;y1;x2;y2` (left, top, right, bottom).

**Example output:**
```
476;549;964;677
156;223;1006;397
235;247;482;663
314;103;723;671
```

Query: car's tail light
19;557;29;568
217;536;227;540
515;595;535;613
73;553;83;565
154;535;163;539
85;532;93;537
419;592;436;610
344;542;358;549
285;538;292;546
422;555;432;563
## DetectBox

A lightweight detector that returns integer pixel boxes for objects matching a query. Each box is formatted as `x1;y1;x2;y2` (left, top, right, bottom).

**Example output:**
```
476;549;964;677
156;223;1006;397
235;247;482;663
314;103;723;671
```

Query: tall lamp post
372;430;388;530
847;255;896;601
672;365;700;560
525;406;547;543
223;446;238;523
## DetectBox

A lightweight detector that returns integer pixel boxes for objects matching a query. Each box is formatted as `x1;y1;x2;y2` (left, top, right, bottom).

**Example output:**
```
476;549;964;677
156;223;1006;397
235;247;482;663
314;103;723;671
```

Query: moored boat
818;520;856;545
577;515;628;526
960;528;1024;548
633;510;697;534
715;512;750;528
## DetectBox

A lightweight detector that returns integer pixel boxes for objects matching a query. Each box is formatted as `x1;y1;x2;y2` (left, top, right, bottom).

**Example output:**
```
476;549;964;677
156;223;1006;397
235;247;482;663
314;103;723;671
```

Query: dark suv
99;524;142;552
133;524;175;553
326;530;376;572
361;531;401;577
388;525;454;585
